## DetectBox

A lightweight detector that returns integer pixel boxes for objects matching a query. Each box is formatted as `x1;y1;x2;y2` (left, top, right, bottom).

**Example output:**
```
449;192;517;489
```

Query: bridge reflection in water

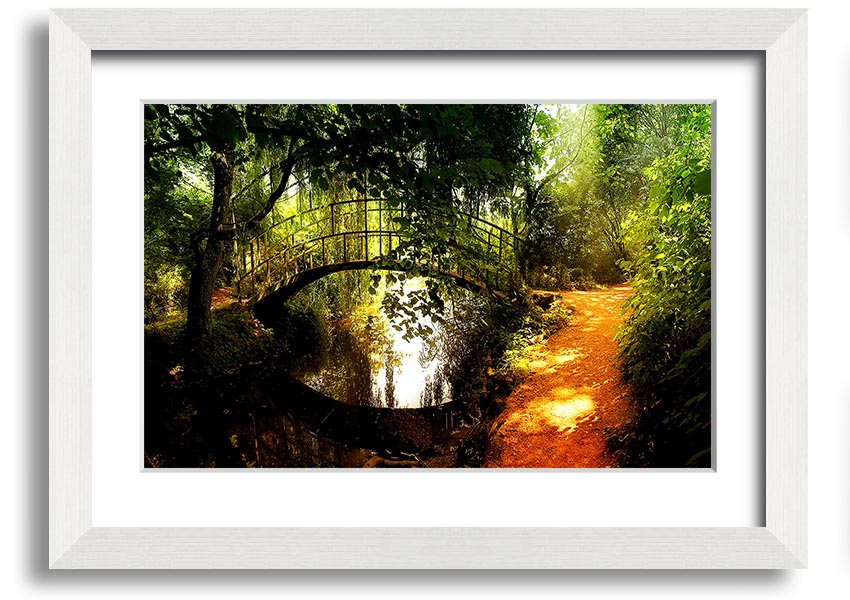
255;372;473;468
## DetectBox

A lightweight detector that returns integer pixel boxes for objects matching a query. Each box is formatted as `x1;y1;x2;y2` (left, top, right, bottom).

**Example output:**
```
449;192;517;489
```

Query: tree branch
145;135;205;160
213;142;300;241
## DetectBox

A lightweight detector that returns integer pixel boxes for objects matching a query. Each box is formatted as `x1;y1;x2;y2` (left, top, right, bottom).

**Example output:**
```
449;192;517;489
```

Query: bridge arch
233;197;523;307
250;259;514;310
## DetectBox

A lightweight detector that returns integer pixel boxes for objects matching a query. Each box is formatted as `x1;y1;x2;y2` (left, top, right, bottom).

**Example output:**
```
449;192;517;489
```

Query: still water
303;279;452;409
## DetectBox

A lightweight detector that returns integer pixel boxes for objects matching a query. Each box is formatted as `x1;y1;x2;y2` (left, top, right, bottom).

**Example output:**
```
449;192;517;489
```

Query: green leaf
347;178;365;194
480;158;504;174
693;169;711;196
244;110;268;131
212;110;247;148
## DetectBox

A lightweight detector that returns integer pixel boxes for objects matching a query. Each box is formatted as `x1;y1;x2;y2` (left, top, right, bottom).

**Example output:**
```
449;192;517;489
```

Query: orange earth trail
485;284;635;468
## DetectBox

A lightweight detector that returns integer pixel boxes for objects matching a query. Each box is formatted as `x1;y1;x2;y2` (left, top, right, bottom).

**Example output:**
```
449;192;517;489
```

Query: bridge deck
233;198;522;304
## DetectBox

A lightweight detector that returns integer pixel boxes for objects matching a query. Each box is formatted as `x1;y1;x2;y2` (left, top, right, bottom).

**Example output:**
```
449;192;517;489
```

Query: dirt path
485;284;635;468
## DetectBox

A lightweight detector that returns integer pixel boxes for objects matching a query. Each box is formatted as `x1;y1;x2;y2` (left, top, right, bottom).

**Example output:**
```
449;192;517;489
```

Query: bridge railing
233;198;522;301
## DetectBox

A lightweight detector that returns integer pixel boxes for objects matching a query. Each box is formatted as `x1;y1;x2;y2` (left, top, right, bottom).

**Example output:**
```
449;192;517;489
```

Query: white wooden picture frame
49;8;807;569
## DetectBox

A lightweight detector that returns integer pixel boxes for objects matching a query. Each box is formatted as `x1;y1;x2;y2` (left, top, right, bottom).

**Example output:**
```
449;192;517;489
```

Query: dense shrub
613;106;712;467
253;300;329;373
144;265;189;323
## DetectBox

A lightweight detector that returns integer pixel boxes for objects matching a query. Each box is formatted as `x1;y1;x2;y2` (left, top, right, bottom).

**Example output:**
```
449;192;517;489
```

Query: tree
589;104;648;267
145;103;539;351
515;104;639;287
517;105;614;286
520;104;705;288
145;104;301;346
511;105;591;238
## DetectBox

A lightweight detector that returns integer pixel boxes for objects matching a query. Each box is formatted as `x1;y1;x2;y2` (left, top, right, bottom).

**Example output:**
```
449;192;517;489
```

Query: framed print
49;9;806;568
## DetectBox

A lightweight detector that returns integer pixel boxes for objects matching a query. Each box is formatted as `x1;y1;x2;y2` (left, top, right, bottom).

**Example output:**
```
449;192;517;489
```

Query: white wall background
2;0;843;597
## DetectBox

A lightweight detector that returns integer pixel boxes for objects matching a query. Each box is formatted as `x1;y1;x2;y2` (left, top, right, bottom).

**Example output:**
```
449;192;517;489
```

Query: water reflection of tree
416;325;442;369
312;324;377;407
342;328;375;407
420;370;448;408
439;290;494;410
414;317;451;408
368;315;401;408
384;353;397;408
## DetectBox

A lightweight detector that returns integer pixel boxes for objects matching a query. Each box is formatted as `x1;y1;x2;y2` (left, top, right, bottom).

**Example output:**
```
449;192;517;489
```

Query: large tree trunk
186;151;234;347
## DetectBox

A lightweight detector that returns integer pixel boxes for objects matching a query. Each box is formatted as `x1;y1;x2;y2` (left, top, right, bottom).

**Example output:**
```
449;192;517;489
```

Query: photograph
143;102;712;469
33;2;813;577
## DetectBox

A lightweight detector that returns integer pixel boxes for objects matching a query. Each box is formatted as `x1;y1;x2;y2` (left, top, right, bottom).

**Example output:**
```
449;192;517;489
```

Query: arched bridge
233;197;523;307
